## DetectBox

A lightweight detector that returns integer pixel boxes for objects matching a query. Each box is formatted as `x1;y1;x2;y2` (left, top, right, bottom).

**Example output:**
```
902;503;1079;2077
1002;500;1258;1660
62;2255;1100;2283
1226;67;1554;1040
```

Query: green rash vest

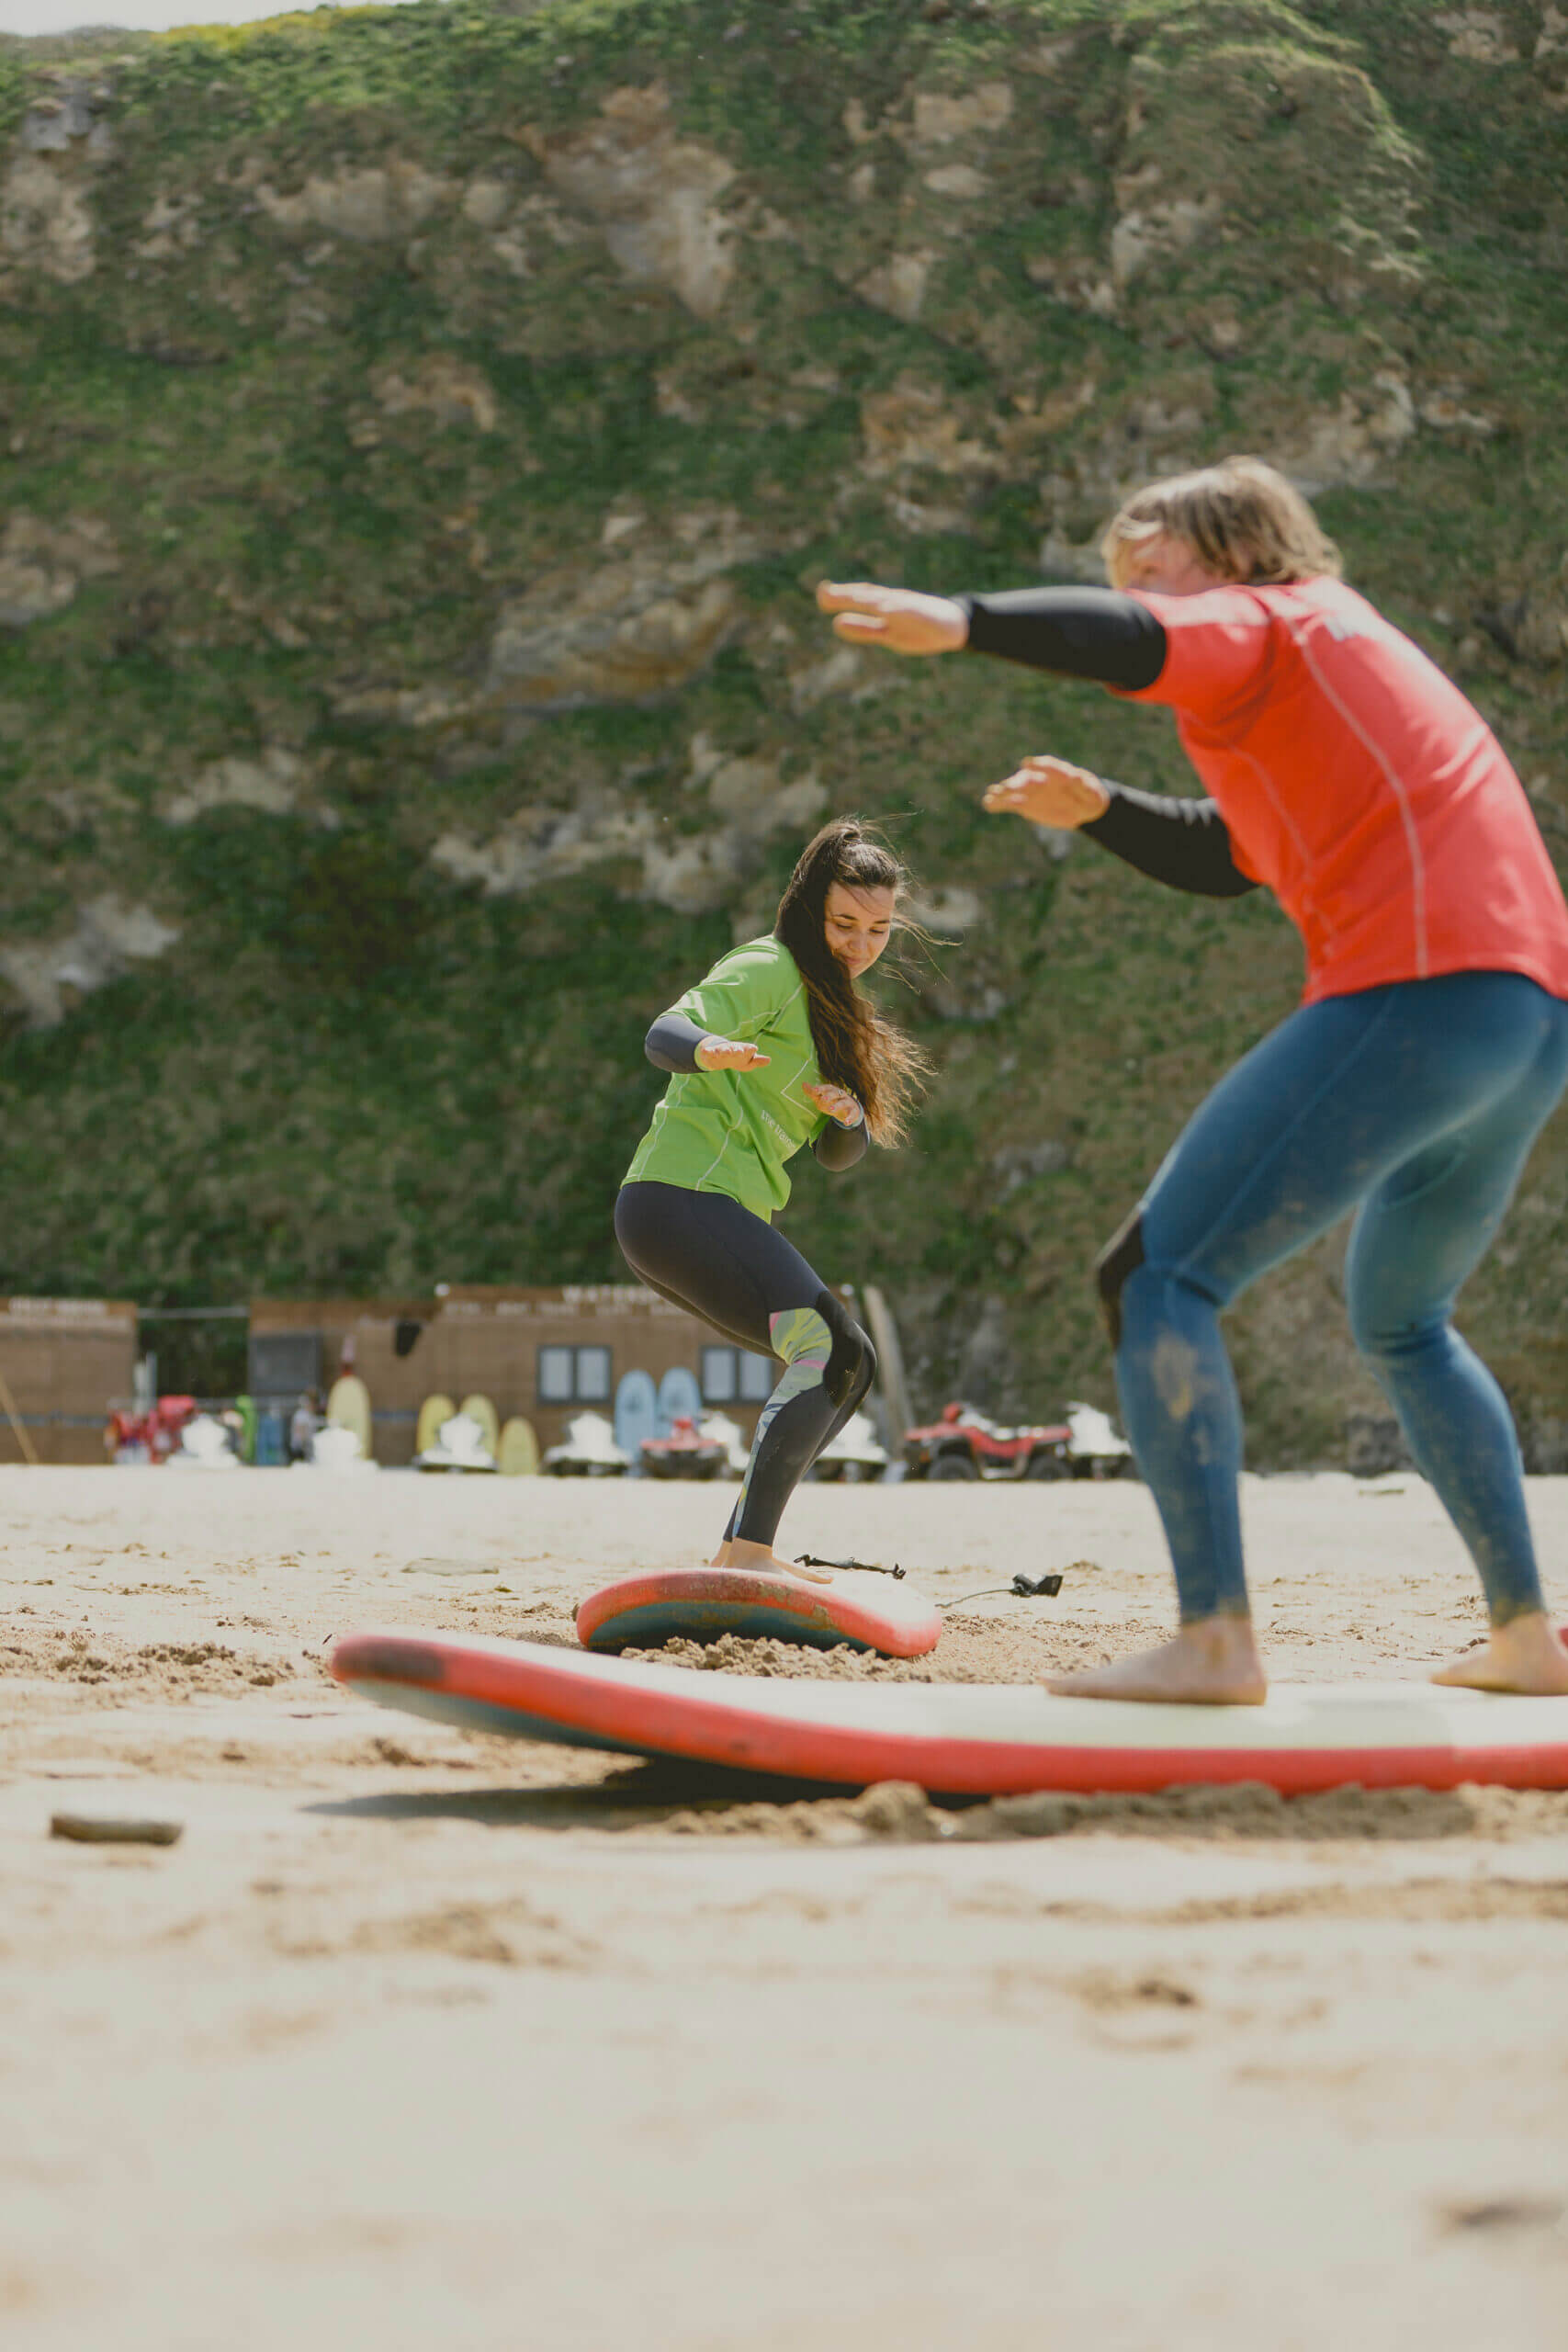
625;935;828;1219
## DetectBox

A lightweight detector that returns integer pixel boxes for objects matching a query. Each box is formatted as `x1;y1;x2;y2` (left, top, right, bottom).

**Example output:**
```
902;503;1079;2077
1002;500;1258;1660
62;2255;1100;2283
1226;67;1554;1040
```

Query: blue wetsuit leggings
1111;972;1568;1623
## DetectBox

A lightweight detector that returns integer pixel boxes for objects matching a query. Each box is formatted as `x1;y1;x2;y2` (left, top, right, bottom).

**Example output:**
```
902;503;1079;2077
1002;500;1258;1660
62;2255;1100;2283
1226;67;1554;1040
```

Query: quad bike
902;1400;1134;1482
105;1394;198;1466
638;1414;730;1481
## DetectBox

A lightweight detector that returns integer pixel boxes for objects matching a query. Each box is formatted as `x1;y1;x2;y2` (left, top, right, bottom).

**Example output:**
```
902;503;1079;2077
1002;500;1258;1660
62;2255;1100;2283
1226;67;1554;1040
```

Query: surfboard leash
794;1554;905;1579
791;1558;1066;1603
941;1572;1065;1608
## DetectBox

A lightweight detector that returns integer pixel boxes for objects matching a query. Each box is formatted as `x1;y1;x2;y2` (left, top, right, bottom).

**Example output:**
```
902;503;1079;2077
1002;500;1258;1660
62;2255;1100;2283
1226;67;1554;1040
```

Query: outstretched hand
982;754;1111;831
815;580;969;656
695;1035;770;1072
804;1080;863;1128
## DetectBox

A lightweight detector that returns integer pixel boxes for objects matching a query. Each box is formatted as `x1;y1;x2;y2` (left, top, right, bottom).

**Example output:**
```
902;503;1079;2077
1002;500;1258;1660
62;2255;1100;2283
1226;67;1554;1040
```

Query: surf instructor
818;456;1568;1702
616;817;929;1584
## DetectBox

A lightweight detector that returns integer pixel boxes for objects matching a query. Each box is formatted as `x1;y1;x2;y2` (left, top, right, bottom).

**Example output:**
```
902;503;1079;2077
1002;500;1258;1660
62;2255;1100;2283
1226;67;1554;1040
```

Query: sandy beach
4;1464;1567;2350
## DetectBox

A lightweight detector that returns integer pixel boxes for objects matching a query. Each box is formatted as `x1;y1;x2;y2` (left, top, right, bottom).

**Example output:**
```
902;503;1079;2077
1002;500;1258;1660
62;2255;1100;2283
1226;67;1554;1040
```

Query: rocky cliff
2;0;1565;1457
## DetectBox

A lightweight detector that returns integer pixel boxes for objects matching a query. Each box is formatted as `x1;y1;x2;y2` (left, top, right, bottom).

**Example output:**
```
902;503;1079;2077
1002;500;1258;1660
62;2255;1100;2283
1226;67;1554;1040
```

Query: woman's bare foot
1045;1617;1268;1705
709;1537;834;1586
1431;1612;1568;1695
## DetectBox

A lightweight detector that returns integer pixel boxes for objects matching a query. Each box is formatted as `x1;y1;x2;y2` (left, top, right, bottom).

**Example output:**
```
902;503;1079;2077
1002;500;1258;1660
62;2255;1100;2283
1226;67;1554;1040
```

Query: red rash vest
1119;576;1568;1006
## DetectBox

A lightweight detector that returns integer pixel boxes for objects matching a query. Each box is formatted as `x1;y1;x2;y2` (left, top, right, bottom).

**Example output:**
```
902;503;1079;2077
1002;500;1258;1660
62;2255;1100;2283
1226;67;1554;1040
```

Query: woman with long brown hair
615;817;929;1579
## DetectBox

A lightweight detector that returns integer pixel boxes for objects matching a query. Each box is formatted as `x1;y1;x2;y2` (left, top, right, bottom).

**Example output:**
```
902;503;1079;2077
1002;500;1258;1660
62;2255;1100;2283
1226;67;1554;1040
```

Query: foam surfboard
576;1565;942;1658
656;1365;704;1433
458;1393;501;1458
497;1416;540;1477
614;1370;659;1461
415;1394;456;1455
330;1630;1568;1796
326;1374;373;1462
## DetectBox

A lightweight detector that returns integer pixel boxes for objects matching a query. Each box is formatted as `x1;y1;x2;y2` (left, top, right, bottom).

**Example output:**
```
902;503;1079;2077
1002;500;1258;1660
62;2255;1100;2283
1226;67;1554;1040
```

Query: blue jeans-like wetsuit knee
1113;973;1568;1623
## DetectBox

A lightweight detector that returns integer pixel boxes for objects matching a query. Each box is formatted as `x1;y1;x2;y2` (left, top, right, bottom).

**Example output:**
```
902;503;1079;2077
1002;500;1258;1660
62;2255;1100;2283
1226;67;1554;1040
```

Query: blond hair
1101;457;1342;588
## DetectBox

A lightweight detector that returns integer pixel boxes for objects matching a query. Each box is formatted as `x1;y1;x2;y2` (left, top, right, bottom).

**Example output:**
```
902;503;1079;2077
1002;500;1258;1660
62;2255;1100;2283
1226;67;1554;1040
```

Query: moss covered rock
0;0;1564;1456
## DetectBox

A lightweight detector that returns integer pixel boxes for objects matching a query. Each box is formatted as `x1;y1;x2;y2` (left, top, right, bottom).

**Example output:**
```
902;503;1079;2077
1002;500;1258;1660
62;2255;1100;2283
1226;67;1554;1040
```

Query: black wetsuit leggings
615;1182;876;1548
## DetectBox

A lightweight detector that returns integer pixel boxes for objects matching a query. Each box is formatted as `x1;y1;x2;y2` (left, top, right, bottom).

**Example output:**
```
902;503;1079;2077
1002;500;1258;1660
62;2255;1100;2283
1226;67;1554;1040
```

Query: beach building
248;1284;775;1464
0;1295;139;1464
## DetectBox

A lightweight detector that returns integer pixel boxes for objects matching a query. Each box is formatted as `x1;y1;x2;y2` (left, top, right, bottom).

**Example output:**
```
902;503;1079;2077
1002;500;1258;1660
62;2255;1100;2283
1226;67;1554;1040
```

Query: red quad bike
902;1400;1134;1483
640;1415;729;1482
903;1401;1073;1483
105;1395;198;1466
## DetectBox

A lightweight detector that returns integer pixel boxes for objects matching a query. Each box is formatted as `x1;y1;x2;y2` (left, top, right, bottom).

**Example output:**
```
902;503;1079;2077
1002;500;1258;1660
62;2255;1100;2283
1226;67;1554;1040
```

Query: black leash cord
795;1554;906;1579
940;1572;1065;1609
790;1560;1064;1600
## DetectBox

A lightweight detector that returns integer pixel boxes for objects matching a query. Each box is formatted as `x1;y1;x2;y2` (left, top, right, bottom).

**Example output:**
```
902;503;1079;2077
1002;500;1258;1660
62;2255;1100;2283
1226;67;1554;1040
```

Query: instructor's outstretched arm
818;580;1167;689
983;755;1110;831
985;757;1259;899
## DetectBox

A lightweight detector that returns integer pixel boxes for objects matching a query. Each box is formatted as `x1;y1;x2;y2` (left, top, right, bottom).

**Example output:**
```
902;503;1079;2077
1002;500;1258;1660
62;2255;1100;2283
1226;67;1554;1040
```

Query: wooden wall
0;1297;138;1465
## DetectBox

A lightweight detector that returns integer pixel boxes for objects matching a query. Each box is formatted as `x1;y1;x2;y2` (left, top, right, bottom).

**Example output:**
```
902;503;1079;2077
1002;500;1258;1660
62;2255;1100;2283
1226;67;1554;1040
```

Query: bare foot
1045;1617;1267;1705
1431;1612;1568;1695
709;1538;834;1586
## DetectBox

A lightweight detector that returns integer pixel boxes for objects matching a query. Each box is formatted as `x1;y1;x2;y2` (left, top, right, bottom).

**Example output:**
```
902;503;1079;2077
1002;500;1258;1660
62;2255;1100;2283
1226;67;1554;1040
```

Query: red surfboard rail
575;1564;942;1659
331;1630;1568;1798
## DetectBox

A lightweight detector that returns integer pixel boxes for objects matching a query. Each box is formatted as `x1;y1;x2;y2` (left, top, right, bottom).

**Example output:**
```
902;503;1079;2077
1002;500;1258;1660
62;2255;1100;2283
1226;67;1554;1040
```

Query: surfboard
576;1565;942;1658
415;1394;456;1456
656;1365;704;1436
497;1416;540;1477
458;1392;501;1458
329;1630;1568;1796
326;1374;373;1463
233;1394;258;1465
614;1369;660;1463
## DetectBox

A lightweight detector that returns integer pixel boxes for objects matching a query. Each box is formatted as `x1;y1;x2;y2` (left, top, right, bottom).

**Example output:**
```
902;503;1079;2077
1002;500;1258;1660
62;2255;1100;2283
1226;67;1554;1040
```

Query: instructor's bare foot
710;1537;834;1586
1431;1611;1568;1695
1045;1617;1268;1705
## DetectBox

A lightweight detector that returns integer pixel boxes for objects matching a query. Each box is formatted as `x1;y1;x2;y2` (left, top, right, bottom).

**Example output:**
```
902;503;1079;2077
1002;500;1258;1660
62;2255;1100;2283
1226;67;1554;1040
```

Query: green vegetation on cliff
1;0;1565;1454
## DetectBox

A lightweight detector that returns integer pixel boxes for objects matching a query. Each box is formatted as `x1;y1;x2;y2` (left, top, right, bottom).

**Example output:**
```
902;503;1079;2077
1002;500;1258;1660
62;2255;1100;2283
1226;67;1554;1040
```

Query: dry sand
3;1464;1567;2350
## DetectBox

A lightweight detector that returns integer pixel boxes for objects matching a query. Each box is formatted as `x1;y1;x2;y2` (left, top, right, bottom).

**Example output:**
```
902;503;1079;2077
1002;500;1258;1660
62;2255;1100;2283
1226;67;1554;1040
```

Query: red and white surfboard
575;1564;942;1659
331;1629;1568;1797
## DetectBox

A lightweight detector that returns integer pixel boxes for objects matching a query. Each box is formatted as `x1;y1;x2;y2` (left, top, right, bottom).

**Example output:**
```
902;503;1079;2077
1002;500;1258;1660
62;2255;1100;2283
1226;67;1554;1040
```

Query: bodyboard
330;1630;1568;1797
577;1565;942;1658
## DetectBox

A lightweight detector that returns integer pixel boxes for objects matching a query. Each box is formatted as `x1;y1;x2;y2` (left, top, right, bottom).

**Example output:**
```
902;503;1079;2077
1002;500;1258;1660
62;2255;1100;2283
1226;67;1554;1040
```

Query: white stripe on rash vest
1283;599;1430;979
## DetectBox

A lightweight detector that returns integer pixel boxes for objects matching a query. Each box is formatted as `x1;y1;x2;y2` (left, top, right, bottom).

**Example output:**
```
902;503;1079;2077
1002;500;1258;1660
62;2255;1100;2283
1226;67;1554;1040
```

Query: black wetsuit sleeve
645;1010;712;1072
960;587;1168;690
812;1120;869;1171
1081;781;1259;899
